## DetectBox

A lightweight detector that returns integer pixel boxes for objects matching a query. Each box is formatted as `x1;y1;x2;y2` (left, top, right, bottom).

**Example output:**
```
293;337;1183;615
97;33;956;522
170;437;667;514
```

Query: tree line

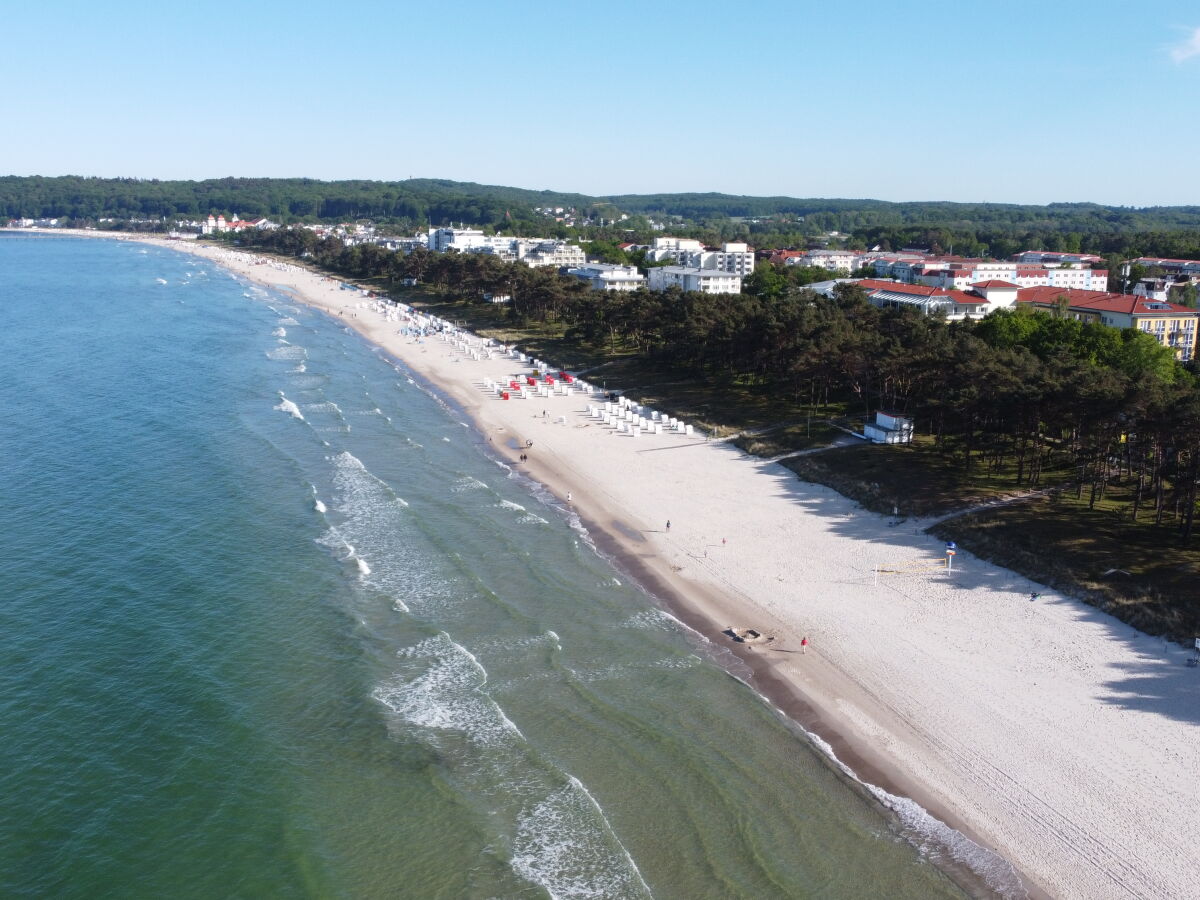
8;176;1200;261
230;227;1200;541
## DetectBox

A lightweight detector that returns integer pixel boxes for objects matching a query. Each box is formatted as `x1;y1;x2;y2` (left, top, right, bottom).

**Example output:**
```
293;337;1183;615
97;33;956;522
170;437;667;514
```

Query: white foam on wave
267;345;307;361
273;393;304;420
620;609;680;633
292;363;307;374
313;451;462;614
304;400;345;416
273;327;287;337
371;631;650;899
497;499;526;512
278;316;299;326
802;734;1027;898
565;656;699;685
373;633;522;747
314;499;327;514
511;778;653;900
451;476;488;493
472;630;562;657
356;557;372;576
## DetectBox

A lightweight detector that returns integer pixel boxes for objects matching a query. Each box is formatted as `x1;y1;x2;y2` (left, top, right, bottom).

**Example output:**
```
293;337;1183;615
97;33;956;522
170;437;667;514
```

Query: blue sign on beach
945;541;957;551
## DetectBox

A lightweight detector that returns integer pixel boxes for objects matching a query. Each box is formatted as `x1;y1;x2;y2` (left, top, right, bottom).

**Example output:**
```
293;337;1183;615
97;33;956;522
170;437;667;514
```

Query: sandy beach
41;231;1200;898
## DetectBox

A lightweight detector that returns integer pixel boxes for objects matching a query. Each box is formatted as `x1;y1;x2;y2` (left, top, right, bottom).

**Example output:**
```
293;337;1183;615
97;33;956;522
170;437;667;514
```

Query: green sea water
0;236;1018;898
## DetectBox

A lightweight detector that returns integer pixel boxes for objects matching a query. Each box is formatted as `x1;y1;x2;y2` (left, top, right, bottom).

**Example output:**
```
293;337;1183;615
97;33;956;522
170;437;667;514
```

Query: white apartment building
647;266;743;294
1012;250;1105;265
886;258;1109;292
426;228;584;268
519;240;586;268
684;241;756;277
648;237;755;276
786;249;864;272
427;227;505;253
646;237;705;259
566;264;646;292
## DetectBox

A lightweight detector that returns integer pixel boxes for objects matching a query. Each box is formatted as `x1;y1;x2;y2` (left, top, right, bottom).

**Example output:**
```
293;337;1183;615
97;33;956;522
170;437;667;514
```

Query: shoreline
28;229;1200;900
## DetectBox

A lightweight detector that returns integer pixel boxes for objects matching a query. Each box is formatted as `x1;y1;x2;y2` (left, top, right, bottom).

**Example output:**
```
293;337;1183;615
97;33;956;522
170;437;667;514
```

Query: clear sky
6;0;1199;205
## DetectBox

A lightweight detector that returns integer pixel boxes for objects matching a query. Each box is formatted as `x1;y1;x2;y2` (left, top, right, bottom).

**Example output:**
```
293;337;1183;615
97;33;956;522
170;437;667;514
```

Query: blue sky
6;0;1199;205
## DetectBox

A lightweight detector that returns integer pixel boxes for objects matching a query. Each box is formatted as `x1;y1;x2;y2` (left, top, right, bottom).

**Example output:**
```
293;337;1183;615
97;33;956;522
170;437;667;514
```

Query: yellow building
1017;286;1199;361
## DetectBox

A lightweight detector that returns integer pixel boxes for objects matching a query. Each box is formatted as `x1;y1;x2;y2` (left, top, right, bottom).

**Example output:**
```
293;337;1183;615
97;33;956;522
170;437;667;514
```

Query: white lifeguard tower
864;411;914;445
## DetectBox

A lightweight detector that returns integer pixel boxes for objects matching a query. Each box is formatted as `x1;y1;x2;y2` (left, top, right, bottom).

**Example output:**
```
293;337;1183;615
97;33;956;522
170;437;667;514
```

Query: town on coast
58;230;1193;900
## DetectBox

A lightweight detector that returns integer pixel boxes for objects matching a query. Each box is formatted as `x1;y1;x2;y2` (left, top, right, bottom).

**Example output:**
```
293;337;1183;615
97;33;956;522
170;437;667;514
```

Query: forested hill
609;194;1200;231
0;176;581;225
5;176;1200;256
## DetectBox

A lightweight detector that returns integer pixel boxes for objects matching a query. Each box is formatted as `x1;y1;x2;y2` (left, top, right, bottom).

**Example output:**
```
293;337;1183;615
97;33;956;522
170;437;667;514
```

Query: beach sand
48;231;1200;898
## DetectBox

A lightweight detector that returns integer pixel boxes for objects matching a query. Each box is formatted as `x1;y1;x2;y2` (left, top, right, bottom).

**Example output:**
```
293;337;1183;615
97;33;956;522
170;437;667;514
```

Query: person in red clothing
800;636;809;654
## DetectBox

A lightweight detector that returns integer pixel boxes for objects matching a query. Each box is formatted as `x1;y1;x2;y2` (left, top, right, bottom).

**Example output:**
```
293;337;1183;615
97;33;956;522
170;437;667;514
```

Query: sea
0;235;1019;899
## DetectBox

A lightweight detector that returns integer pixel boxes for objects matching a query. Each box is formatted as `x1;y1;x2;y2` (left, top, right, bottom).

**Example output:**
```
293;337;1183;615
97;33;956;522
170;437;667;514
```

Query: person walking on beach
566;492;572;503
665;520;671;532
801;636;809;654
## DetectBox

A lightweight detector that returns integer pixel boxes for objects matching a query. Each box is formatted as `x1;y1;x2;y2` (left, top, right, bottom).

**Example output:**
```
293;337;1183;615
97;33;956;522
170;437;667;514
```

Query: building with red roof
1016;287;1199;360
853;279;992;320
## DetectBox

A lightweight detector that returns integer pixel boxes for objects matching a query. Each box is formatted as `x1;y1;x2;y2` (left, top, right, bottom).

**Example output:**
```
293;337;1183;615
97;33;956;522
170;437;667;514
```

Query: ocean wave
273;393;304;420
371;629;650;898
451;476;488;493
314;451;472;615
304;401;344;416
564;656;699;684
266;345;307;361
374;633;522;747
511;778;652;900
620;609;680;633
803;732;1027;898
